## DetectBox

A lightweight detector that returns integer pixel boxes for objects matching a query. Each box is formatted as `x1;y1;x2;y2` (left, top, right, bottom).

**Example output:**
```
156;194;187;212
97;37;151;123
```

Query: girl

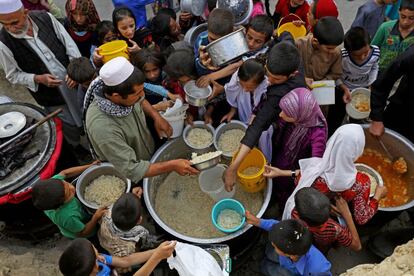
221;59;272;161
112;7;153;53
65;0;101;58
268;124;387;225
91;20;118;67
151;8;182;51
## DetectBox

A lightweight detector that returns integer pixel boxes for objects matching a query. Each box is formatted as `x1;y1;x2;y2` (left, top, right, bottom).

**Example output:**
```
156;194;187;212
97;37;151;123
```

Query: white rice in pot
217;209;242;229
186;128;213;148
218;129;245;156
84;175;126;207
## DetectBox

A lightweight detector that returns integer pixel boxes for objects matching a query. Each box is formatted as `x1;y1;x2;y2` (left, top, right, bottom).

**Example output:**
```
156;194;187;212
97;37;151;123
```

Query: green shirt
44;174;90;239
85;99;155;183
371;20;414;71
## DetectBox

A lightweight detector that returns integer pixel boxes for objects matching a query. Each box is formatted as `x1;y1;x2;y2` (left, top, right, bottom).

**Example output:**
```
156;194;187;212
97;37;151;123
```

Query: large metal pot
180;0;207;16
205;28;250;67
143;138;272;244
184;23;208;46
216;0;253;25
361;125;414;211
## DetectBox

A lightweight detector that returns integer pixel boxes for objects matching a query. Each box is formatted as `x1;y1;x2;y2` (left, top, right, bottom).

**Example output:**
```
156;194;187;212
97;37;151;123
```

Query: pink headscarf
279;88;327;161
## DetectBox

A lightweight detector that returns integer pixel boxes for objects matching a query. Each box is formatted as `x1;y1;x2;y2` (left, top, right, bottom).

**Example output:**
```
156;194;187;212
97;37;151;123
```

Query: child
64;0;101;58
98;188;159;259
251;0;266;18
295;16;344;86
328;27;380;133
59;238;176;276
151;8;182;51
32;162;106;239
307;0;339;32
245;217;332;275
371;0;414;72
91;20;118;68
270;0;310;29
224;35;307;192
292;187;362;254
112;0;153;29
351;0;398;38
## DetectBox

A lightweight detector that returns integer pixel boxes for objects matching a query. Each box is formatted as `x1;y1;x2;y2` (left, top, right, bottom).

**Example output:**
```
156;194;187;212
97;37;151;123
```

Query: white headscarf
282;124;365;220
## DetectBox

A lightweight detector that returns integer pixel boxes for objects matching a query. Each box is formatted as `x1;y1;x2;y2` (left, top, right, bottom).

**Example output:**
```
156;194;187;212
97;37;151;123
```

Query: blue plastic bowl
212;199;246;233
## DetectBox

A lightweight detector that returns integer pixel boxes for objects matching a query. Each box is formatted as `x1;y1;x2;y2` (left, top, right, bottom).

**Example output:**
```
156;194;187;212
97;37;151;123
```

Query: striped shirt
339;45;380;90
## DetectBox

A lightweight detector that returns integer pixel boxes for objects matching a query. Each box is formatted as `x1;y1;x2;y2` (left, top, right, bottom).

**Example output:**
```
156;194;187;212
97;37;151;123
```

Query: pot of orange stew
358;125;414;211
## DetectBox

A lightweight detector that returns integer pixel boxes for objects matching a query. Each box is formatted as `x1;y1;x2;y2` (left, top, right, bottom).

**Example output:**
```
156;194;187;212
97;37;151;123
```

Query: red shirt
274;0;310;29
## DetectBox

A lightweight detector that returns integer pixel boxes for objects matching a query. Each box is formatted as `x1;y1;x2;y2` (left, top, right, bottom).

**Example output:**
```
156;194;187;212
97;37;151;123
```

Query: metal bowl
361;125;414;211
191;151;222;171
184;23;208;46
180;0;207;16
183;121;215;150
76;163;131;210
184;80;212;107
143;137;273;244
205;28;250;67
355;163;383;197
214;120;247;158
346;88;371;120
216;0;253;25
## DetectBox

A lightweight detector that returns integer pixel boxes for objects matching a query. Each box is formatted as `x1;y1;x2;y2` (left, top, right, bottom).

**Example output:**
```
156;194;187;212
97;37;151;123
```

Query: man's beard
9;20;30;39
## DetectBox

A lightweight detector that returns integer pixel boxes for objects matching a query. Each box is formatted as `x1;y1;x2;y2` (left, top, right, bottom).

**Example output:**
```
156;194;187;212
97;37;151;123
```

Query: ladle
377;137;407;174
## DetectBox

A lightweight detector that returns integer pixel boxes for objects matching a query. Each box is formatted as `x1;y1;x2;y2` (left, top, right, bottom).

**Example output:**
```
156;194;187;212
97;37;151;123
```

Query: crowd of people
0;0;413;275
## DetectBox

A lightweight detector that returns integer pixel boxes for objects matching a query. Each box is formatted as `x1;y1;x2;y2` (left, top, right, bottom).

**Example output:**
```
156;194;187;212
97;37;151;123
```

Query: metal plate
0;103;56;195
0;111;26;138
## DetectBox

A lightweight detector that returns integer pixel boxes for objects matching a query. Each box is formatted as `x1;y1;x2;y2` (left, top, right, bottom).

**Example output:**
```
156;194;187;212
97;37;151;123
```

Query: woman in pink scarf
270;87;328;211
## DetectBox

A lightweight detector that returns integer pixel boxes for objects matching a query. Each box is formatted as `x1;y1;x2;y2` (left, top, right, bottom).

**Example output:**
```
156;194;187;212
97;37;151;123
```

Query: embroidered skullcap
100;57;134;86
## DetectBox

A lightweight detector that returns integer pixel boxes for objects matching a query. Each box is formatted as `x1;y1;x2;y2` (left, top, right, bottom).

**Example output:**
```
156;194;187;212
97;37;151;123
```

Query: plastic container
212;199;246;233
234;148;266;193
161;112;186;138
346;87;371;119
199;164;235;202
99;40;129;64
276;14;307;39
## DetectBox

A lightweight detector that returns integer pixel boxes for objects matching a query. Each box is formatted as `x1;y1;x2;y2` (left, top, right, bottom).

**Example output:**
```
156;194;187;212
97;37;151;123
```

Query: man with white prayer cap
0;0;83;146
85;57;198;184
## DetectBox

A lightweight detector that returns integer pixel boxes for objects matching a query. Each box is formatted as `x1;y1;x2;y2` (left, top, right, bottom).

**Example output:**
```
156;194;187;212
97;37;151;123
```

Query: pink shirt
251;1;265;18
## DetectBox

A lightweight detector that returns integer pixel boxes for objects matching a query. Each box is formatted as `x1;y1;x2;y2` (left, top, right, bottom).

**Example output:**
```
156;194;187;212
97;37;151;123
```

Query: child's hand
199;46;219;71
204;113;213;125
305;77;314;89
373;185;387;201
263;165;283;178
185;112;194;125
292;20;305;27
167;92;182;102
245;210;260;227
65;75;77;89
208;80;224;100
335;196;351;217
92;48;103;66
153;241;177;260
132;187;143;199
220;113;234;123
342;86;352;104
127;39;141;54
94;206;108;220
196;75;212;87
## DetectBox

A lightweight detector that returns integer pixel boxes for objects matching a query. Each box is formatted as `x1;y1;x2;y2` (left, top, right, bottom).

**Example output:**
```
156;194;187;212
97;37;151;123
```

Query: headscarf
282;124;365;219
279;88;327;162
65;0;100;32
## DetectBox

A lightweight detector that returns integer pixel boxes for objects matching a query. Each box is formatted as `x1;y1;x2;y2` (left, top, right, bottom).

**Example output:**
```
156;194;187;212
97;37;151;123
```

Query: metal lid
0;111;26;138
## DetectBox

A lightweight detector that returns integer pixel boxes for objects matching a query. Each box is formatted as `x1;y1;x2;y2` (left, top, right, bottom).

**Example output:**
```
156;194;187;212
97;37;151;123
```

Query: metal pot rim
183;121;215;150
205;27;245;51
213;120;247;158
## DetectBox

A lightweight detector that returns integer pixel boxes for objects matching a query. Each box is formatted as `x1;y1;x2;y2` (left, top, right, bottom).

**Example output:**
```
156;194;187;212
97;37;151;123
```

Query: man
0;0;82;146
369;45;414;143
85;57;198;184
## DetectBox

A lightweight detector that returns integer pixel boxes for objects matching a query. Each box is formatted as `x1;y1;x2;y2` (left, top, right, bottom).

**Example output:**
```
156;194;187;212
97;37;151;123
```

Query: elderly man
0;0;82;146
85;57;198;183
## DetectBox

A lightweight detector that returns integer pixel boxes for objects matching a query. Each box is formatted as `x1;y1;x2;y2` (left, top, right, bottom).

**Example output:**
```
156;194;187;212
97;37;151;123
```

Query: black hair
238;59;265;84
112;193;142;231
112;7;136;37
157;7;177;20
295;187;331;227
247;15;274;41
207;0;217;12
208;8;235;37
164;49;197;79
59;238;96;276
67;57;96;84
344;27;371;52
313;16;344;46
102;67;146;99
96;20;116;46
269;219;312;256
151;13;172;37
162;41;193;59
32;179;65;210
130;48;165;71
400;0;414;10
266;41;300;76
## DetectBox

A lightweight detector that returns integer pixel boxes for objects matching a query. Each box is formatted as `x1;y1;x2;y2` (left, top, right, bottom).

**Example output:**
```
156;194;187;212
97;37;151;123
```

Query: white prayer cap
100;57;135;87
0;0;23;14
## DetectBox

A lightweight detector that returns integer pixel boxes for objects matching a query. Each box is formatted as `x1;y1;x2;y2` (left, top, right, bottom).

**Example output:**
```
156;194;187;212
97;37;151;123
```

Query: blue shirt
112;0;154;28
193;30;212;76
97;254;113;276
259;219;332;276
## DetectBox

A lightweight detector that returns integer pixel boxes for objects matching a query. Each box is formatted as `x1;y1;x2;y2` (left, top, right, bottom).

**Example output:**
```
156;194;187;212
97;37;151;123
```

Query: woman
65;0;101;58
267;124;387;225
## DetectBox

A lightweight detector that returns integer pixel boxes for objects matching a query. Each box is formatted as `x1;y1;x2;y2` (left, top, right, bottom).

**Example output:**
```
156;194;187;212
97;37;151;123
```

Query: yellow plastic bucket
276;14;307;39
234;148;266;193
98;40;129;64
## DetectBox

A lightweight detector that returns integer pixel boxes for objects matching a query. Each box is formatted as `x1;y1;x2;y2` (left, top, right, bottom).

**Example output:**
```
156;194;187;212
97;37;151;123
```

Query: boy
307;0;339;31
245;216;332;276
32;162;106;239
59;238;176;276
351;0;399;38
98;187;159;258
295;16;344;86
371;0;414;72
292;187;362;254
329;27;380;133
269;0;310;29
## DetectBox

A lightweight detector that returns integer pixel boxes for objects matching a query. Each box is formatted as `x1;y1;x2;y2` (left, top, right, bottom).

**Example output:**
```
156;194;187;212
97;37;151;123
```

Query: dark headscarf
65;0;100;32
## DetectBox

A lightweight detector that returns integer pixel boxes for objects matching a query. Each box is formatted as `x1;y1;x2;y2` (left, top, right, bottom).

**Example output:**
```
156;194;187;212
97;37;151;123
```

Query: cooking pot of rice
76;163;131;211
143;138;272;244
